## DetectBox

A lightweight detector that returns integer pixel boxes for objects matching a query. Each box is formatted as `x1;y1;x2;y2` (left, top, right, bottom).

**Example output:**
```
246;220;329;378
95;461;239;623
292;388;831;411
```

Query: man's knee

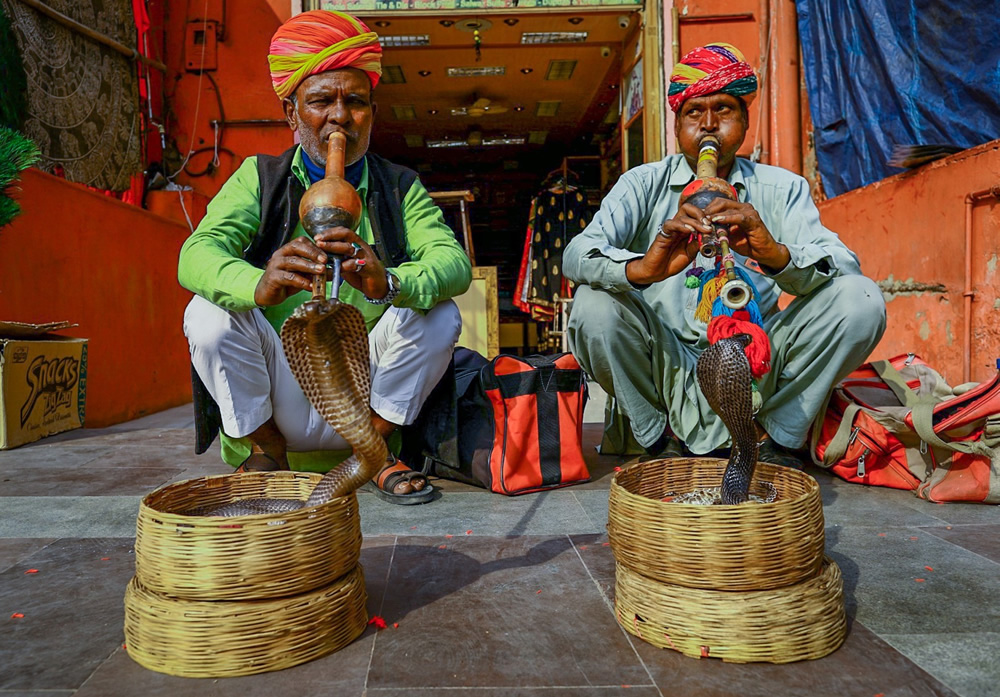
183;296;231;351
825;274;887;339
412;299;463;353
567;285;627;338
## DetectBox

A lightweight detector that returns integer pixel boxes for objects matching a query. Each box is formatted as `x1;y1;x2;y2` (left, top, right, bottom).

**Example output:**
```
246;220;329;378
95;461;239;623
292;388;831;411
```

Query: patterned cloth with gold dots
514;185;592;320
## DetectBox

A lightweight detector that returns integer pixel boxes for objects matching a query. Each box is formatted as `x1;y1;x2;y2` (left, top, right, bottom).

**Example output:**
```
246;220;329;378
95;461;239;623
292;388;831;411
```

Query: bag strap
811;359;923;468
869;360;927;408
910;402;995;458
814;401;863;467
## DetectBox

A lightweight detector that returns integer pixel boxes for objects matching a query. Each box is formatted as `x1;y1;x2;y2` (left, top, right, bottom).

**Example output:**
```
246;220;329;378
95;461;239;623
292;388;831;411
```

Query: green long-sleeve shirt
178;146;472;334
177;146;472;469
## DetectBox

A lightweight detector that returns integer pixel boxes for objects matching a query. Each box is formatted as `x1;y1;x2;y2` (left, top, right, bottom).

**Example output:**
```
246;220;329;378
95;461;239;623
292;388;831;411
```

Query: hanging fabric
513;178;592;321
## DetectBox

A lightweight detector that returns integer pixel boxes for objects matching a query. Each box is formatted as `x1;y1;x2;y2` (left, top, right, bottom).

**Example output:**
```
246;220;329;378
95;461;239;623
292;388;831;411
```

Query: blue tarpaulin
795;1;1000;196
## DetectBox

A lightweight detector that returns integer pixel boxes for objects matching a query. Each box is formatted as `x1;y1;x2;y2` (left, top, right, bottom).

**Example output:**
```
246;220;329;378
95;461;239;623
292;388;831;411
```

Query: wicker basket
615;557;846;663
608;457;825;591
124;564;368;677
135;471;361;600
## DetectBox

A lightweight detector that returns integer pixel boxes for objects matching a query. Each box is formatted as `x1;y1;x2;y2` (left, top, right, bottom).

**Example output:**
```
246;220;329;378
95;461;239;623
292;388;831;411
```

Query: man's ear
282;97;299;131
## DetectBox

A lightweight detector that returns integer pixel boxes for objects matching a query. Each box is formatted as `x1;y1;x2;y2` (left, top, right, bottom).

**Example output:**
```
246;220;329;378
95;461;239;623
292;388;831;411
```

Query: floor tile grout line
363;534;399;693
365;686;660;692
876;632;973;697
567;534;665;697
570;489;609;533
916;528;1000;567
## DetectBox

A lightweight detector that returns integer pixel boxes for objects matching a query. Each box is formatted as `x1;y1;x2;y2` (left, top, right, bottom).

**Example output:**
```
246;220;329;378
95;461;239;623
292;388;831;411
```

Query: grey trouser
567;275;887;452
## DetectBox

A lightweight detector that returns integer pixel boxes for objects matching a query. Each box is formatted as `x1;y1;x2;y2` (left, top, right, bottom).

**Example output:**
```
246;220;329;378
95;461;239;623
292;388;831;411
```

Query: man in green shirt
178;10;471;504
565;43;886;467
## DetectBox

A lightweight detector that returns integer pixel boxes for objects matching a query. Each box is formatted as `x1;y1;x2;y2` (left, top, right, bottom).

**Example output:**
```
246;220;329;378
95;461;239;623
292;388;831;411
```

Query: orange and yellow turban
667;43;757;112
268;10;382;101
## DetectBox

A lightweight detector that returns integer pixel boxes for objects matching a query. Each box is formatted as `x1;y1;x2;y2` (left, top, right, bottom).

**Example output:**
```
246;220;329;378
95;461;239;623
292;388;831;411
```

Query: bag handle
813;401;863;467
910;402;995;458
869;360;928;408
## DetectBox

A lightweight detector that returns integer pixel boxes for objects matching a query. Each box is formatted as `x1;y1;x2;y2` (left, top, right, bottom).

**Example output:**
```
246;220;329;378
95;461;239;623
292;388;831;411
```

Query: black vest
244;146;417;268
191;148;418;454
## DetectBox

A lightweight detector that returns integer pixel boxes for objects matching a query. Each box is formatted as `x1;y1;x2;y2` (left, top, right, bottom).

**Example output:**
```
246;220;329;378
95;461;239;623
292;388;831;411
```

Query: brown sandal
363;456;435;505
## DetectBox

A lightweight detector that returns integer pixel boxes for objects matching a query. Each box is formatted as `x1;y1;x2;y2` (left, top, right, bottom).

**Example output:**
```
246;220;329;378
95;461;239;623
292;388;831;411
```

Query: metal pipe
962;186;1000;382
769;0;802;172
209;119;288;127
16;0;167;72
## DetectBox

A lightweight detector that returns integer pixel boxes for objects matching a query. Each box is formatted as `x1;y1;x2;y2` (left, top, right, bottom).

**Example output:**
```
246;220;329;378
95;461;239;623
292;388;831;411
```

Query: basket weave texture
135;471;361;600
615;557;846;663
124;564;368;677
608;457;826;590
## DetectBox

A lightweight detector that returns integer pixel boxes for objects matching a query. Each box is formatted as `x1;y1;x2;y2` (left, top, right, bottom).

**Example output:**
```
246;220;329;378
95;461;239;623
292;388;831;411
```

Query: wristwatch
366;269;400;305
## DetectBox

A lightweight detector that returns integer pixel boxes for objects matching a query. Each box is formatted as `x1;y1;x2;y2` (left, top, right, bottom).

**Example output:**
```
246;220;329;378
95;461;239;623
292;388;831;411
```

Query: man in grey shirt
564;43;886;466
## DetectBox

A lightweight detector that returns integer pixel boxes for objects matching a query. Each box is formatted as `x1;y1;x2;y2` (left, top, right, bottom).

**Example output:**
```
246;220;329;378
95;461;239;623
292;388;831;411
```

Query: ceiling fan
450;95;509;118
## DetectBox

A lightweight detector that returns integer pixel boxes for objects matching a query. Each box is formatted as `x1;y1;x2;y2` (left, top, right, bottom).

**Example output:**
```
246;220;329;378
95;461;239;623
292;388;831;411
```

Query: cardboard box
0;321;88;449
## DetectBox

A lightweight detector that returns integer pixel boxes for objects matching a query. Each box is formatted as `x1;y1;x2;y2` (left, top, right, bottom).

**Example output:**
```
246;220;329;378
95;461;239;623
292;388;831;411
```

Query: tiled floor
1;402;997;696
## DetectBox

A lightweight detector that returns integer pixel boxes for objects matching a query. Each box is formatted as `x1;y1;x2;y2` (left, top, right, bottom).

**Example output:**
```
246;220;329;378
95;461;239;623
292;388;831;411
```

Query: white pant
183;296;462;453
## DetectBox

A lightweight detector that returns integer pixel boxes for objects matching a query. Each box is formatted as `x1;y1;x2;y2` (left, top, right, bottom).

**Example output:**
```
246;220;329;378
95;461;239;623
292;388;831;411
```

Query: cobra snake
185;293;388;517
676;333;774;506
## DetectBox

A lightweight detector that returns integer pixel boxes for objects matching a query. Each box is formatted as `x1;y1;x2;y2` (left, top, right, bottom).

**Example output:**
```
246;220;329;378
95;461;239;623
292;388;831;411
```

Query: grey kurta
564;154;886;453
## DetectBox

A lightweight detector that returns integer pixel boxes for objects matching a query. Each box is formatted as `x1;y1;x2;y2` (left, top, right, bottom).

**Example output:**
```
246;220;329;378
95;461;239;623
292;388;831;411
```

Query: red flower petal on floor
438;544;447;549
465;530;472;535
877;533;886;537
445;534;453;538
536;590;542;594
367;616;387;629
393;622;399;628
915;578;925;583
614;466;622;472
101;557;110;561
924;566;934;572
25;569;38;574
909;536;918;541
11;613;24;619
410;526;417;530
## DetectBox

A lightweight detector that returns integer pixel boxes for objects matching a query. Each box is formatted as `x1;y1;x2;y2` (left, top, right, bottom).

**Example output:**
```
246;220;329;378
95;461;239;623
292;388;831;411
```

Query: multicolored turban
667;43;757;112
268;10;382;101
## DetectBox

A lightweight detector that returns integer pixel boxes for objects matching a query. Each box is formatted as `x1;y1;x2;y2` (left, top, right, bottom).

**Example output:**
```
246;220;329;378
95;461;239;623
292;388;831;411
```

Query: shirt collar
291;145;370;195
669;153;748;201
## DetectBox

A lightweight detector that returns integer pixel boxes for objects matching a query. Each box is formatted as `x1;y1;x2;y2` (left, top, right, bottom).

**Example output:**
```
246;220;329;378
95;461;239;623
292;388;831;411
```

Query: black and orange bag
401;349;590;495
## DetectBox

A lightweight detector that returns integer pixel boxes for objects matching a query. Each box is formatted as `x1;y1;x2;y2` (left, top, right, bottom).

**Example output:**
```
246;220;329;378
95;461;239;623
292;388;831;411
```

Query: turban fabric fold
668;43;757;113
268;10;382;101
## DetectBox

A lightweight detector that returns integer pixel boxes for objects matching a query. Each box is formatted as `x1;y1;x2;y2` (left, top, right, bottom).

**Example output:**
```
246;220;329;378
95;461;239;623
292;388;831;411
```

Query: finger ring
356;258;366;268
351;242;362;258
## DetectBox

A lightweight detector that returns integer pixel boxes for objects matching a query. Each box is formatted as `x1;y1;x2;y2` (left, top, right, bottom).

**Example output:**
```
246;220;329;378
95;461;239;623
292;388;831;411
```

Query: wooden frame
429;190;476;265
454;266;499;359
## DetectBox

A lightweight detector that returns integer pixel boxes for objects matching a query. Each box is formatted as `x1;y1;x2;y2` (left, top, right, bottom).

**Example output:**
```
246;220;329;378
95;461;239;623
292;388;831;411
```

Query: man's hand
253;236;330;306
313;227;389;300
626;202;706;286
703;198;790;273
252;229;390;307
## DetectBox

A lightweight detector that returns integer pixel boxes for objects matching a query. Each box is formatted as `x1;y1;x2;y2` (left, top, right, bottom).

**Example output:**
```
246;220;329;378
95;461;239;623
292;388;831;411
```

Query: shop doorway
360;8;643;354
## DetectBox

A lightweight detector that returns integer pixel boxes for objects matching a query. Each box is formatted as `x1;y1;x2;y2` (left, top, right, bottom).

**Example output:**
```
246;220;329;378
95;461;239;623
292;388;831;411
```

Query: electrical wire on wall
166;0;211;182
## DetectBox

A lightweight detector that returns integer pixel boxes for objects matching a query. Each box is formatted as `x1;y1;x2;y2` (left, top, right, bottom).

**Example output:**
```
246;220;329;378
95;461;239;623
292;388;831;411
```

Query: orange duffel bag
811;354;1000;503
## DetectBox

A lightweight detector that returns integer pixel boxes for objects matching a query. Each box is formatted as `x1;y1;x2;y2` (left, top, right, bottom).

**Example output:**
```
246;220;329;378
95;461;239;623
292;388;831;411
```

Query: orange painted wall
669;0;801;172
817;140;1000;385
160;0;294;203
0;170;194;427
